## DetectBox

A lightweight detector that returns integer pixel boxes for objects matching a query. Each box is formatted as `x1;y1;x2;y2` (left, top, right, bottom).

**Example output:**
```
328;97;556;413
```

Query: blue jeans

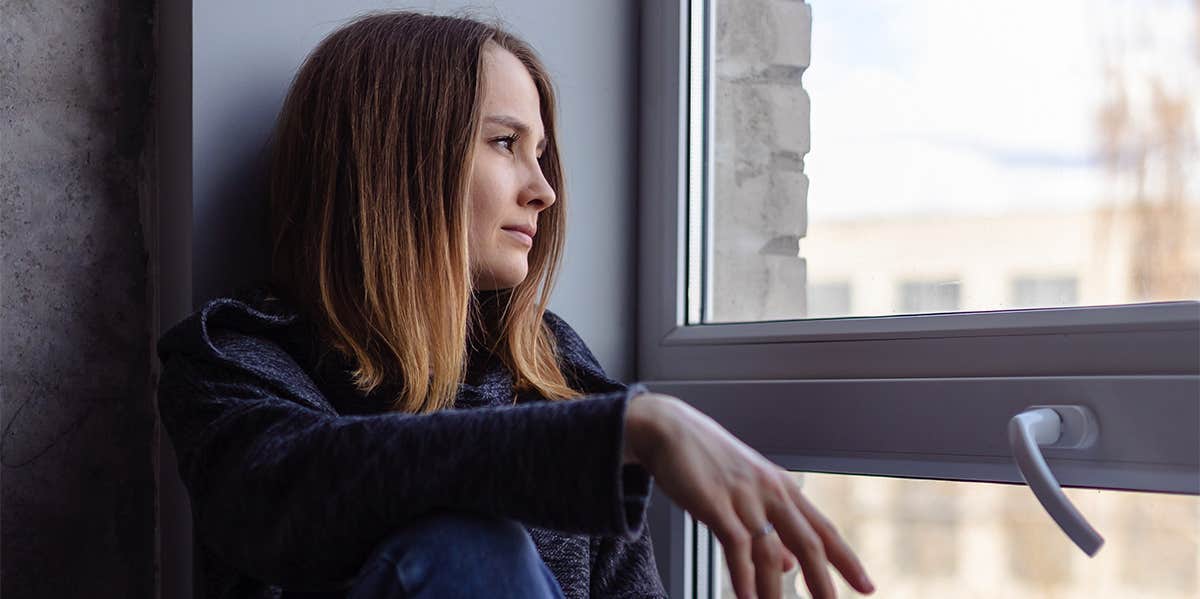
282;511;566;599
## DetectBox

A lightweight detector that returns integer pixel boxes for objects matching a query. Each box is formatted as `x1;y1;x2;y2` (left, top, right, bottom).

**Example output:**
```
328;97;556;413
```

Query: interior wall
1;1;159;598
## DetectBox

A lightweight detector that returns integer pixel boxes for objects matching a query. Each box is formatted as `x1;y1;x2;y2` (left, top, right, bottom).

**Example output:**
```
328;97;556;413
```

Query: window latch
1008;405;1105;556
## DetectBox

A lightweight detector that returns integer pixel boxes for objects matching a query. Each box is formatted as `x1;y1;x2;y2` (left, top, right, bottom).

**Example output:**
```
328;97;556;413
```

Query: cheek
469;175;508;232
468;200;496;247
467;200;502;262
467;213;492;264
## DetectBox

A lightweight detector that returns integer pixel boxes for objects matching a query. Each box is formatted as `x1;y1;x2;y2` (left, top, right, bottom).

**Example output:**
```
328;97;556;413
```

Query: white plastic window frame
636;1;1200;597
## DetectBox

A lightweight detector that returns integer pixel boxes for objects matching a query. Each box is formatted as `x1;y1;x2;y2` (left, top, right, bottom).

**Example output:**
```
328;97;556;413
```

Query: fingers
785;478;875;595
751;529;782;599
719;498;791;599
734;502;784;599
713;508;757;599
767;490;837;599
781;548;798;572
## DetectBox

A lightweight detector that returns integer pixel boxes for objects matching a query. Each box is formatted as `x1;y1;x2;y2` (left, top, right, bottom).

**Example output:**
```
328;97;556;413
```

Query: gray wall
1;1;158;598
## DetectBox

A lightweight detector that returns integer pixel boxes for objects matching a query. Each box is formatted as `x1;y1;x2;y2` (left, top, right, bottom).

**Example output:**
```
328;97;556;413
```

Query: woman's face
467;45;557;291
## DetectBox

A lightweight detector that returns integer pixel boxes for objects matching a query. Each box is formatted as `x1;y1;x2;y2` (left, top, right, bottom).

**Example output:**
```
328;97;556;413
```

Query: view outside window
700;1;1200;596
716;473;1200;599
705;0;1200;323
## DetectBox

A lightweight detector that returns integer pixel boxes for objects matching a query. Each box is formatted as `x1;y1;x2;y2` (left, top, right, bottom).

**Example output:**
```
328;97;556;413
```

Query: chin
500;259;529;287
474;265;529;291
499;271;528;289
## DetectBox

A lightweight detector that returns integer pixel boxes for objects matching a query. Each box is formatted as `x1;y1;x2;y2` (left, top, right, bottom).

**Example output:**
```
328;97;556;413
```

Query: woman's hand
623;392;875;599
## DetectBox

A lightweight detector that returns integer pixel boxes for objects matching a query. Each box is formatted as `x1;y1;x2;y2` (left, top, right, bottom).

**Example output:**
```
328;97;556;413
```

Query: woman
155;10;875;599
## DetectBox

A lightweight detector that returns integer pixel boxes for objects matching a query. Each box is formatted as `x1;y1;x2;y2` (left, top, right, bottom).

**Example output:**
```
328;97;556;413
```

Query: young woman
155;10;875;599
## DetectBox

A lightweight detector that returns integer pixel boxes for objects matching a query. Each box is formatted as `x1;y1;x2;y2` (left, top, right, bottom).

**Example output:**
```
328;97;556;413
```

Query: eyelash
494;134;520;153
493;133;545;162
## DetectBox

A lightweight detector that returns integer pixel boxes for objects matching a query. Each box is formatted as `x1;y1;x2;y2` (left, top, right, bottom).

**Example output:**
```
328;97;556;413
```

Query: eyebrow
483;114;548;154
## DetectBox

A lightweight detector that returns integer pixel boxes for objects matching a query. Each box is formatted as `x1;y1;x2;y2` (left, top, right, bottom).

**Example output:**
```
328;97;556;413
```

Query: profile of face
467;43;557;291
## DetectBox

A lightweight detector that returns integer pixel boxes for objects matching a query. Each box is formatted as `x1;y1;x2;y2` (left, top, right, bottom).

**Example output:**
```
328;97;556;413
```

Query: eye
492;134;519;153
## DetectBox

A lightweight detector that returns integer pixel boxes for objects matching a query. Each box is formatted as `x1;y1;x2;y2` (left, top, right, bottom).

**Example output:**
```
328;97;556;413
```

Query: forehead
479;45;543;130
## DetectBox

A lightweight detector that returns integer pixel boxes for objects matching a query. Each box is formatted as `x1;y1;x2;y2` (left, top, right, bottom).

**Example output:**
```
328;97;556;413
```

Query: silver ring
751;522;775;539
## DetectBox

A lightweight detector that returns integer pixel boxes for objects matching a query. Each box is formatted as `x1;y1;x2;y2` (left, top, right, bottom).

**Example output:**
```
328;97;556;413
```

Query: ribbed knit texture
155;285;667;598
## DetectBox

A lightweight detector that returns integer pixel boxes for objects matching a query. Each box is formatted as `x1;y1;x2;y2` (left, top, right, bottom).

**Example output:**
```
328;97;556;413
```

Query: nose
520;158;556;211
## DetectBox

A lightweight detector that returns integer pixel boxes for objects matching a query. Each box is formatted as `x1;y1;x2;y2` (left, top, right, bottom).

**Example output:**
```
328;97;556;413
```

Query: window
714;473;1199;597
1012;276;1079;309
701;0;1200;324
638;1;1199;597
897;279;961;314
805;281;851;318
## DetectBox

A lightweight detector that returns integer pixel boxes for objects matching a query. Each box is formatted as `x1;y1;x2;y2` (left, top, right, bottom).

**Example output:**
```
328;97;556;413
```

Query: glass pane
704;0;1200;324
714;472;1200;598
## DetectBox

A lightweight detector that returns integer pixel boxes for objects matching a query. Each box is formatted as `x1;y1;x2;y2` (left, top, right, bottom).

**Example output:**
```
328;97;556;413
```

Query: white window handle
1007;405;1105;556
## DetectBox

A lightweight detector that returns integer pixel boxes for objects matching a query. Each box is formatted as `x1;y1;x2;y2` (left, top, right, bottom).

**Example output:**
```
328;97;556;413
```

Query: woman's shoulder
155;282;319;379
540;308;628;392
156;282;337;412
540;309;595;361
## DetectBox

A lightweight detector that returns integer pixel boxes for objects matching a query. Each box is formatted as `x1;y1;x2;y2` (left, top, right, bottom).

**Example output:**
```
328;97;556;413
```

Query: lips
502;227;534;246
501;224;537;238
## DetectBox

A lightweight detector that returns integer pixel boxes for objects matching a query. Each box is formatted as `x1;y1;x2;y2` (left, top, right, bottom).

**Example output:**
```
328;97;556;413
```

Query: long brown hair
266;10;582;413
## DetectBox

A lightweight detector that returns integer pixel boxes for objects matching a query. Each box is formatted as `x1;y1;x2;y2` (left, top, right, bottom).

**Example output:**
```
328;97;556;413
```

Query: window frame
636;1;1200;597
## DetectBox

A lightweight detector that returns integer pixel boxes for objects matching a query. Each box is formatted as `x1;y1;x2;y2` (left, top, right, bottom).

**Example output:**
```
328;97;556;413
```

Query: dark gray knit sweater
155;285;667;599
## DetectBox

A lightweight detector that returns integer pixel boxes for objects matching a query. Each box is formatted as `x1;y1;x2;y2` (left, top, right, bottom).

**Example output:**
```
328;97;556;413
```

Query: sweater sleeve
590;519;670;599
536;313;669;596
156;347;650;591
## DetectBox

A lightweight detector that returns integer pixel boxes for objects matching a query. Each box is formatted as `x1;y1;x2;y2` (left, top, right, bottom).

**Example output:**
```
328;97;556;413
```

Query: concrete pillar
1;1;159;598
711;0;811;322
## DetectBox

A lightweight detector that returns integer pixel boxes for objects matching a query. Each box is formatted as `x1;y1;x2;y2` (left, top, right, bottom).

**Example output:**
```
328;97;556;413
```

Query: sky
800;0;1200;222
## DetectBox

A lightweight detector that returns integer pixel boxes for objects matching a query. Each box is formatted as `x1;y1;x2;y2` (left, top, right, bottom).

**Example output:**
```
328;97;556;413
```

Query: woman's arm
157;345;648;591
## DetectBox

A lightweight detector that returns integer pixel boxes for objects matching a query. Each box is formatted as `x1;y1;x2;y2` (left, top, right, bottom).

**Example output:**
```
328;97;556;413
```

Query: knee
382;511;535;564
346;511;552;599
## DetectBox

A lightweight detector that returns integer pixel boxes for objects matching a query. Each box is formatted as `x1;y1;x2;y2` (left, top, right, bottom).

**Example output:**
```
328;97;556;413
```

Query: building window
1012;276;1079;309
898;279;961;313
